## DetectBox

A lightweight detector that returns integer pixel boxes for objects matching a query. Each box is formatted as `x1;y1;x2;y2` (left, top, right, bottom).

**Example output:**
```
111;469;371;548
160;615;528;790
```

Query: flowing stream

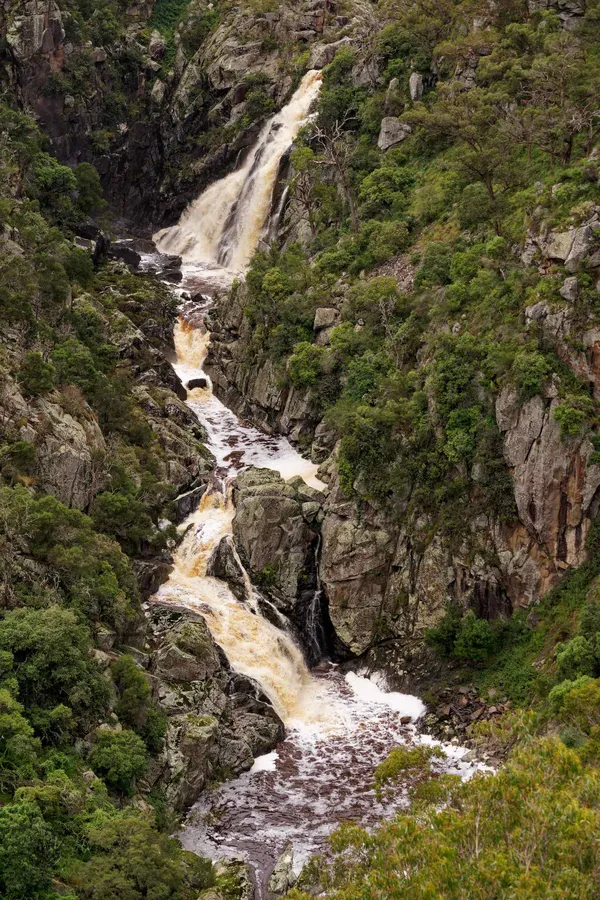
150;72;484;895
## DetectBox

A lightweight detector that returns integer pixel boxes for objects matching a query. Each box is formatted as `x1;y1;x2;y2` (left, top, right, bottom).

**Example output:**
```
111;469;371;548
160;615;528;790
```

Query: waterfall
156;484;338;725
154;70;322;272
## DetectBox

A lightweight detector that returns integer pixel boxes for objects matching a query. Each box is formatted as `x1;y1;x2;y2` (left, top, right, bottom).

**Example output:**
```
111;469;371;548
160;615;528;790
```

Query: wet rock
187;376;208;389
377;117;412;151
133;556;173;600
207;535;251;604
268;845;296;898
173;484;207;521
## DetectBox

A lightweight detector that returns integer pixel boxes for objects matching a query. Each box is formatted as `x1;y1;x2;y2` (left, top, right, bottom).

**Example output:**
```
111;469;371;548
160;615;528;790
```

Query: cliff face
1;0;374;226
205;213;600;676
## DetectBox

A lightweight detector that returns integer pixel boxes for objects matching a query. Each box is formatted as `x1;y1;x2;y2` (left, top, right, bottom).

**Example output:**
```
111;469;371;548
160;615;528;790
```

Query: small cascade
156;483;340;725
303;535;328;665
154;70;322;273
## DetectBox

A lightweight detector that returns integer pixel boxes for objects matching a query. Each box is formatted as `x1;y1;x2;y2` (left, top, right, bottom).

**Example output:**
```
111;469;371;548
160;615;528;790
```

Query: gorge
146;83;482;890
2;0;600;896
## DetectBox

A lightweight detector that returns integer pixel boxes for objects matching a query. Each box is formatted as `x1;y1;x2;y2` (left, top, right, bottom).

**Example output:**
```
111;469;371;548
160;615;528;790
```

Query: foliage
68;809;215;899
90;730;148;795
288;738;600;900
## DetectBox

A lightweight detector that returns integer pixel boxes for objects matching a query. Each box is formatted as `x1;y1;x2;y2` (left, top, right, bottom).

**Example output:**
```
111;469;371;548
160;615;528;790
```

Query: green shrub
511;350;551;401
553;400;590;439
17;351;56;395
453;611;496;664
0;606;109;740
0;800;58;899
555;635;597;680
288;342;325;388
90;730;147;794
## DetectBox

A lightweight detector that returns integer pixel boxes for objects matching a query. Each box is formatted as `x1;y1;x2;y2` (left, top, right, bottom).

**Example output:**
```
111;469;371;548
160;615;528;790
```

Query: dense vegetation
221;0;600;895
242;0;600;538
0;101;218;896
2;0;600;893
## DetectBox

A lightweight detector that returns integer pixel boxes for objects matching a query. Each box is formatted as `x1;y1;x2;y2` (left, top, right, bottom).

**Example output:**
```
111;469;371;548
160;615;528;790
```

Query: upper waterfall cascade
154;69;322;272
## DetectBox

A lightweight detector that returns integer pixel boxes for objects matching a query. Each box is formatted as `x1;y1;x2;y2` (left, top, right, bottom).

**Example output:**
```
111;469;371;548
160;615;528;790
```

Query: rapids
149;75;486;896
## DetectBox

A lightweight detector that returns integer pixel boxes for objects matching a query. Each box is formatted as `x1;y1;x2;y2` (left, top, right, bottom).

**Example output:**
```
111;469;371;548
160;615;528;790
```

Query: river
149;70;484;895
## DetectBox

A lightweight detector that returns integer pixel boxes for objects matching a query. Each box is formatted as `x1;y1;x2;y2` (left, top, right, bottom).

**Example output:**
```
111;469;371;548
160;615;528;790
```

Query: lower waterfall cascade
148;79;488;896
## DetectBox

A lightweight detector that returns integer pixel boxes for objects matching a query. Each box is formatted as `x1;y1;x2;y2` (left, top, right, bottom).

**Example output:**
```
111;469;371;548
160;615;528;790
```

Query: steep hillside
204;0;600;695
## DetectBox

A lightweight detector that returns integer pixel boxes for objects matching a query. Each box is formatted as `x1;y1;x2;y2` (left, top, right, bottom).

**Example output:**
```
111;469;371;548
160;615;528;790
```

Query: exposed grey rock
313;307;338;331
309;36;353;69
145;606;284;811
496;385;600;578
559;276;579;301
409;72;423;100
148;29;165;59
543;225;595;272
232;468;319;613
207;534;252;604
268;845;296;898
377;117;412;151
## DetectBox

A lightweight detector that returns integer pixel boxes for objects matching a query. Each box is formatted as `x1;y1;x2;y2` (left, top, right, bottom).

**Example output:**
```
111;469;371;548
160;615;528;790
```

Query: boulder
313;307;338;331
409;72;423;100
377;117;411;151
187;376;208;389
207;534;252;604
148;29;165;60
309;36;353;69
543;225;595;272
559;276;579;301
268;845;296;898
232;468;320;613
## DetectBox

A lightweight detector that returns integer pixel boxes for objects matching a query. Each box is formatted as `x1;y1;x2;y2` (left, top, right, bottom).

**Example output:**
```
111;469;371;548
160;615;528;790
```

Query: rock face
1;375;106;510
145;605;284;811
377;117;412;151
205;285;320;447
232;468;326;659
496;386;600;577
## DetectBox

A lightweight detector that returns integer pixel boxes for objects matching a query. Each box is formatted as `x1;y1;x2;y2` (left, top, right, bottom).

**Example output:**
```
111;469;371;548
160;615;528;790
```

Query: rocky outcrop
0;374;106;510
145;605;284;811
205;286;320;447
377;117;412;151
496;385;600;576
231;468;326;659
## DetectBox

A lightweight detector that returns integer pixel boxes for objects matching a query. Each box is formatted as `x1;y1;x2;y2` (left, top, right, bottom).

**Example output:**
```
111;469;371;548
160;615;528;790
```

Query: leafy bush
90;730;148;795
68;809;215;899
452;611;496;664
0;800;58;899
555;635;597;680
511;351;552;401
0;607;109;740
288;342;325;388
17;351;56;395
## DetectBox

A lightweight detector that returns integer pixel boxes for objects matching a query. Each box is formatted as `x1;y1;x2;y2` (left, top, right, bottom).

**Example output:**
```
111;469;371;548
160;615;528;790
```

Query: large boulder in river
232;468;323;611
232;467;328;661
145;605;284;811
